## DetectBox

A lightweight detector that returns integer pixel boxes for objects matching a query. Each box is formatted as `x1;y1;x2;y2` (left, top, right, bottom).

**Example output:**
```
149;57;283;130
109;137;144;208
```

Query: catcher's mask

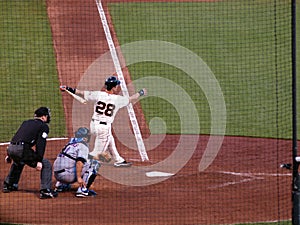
34;107;51;123
75;127;91;143
105;76;120;91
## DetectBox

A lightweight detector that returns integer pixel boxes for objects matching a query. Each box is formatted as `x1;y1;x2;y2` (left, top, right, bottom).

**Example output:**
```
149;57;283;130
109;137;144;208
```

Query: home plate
146;171;174;177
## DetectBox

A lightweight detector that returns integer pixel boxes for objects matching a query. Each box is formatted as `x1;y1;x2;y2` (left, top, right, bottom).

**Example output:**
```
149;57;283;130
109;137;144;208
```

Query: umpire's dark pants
4;155;53;190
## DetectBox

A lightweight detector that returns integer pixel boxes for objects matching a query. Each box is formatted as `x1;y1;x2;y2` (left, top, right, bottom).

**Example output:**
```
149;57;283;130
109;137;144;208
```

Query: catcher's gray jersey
53;139;90;183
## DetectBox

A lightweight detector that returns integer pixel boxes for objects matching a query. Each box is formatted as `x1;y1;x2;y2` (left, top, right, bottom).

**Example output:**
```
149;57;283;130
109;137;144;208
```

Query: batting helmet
75;127;91;143
34;107;51;123
105;76;120;90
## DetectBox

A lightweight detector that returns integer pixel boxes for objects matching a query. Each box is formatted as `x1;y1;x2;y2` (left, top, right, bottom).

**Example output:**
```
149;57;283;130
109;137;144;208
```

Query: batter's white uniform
84;91;129;163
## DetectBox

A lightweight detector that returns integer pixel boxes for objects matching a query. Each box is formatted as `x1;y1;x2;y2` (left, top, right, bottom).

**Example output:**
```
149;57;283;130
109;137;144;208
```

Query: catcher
53;127;100;197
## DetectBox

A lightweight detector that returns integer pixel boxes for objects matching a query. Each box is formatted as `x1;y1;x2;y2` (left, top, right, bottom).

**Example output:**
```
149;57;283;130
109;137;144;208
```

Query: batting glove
60;85;76;94
138;88;147;96
59;85;67;91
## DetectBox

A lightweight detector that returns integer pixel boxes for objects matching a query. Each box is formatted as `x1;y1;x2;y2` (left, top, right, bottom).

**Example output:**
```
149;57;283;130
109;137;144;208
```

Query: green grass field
109;1;295;139
0;1;66;141
0;0;297;142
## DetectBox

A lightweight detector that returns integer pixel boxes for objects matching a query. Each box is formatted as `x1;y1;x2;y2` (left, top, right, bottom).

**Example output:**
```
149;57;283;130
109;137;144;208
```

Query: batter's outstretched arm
74;89;84;97
129;88;147;103
59;85;84;97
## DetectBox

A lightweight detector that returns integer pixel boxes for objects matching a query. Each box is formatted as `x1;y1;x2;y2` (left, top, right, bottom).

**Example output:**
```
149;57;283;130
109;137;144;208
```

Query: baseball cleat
39;189;58;199
88;190;97;196
113;161;132;168
3;182;18;193
75;187;89;198
54;182;71;192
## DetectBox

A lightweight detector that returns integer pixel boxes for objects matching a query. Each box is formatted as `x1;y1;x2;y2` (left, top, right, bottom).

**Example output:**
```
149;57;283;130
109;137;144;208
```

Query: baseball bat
65;90;87;104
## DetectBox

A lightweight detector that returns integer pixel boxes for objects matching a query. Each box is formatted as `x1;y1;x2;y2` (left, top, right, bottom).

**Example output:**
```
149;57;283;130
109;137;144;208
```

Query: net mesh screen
0;0;296;224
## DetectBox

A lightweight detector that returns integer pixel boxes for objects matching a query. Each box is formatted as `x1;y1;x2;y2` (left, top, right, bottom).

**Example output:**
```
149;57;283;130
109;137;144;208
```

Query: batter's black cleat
39;189;58;199
113;160;132;168
3;182;18;193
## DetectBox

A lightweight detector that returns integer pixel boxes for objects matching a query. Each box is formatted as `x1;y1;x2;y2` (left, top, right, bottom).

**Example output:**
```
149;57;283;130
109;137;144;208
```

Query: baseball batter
53;127;100;197
60;76;147;167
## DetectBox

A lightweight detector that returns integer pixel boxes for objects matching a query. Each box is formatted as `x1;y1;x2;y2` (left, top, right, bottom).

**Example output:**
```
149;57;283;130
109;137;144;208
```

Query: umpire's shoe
3;182;18;193
39;189;58;199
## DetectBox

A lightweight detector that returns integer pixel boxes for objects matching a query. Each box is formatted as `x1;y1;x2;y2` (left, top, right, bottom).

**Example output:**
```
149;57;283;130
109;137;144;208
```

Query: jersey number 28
95;101;115;117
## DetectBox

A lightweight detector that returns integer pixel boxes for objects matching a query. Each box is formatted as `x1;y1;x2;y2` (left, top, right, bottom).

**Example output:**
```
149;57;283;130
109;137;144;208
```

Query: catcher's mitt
98;151;112;163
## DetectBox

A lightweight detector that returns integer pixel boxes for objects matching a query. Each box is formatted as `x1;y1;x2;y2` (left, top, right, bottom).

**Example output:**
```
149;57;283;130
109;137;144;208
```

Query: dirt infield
0;0;294;224
0;136;293;224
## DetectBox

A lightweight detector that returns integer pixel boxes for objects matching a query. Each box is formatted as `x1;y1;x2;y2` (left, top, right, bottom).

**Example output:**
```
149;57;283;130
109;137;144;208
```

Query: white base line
95;0;148;161
0;137;68;146
209;171;291;189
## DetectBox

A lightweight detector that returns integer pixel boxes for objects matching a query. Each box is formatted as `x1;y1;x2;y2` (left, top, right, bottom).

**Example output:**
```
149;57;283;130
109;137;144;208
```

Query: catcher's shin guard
90;159;101;172
86;173;97;189
84;164;98;189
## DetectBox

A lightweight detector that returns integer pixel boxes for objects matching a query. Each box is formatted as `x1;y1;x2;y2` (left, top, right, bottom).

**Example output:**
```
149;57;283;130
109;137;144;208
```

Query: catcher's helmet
34;107;51;123
105;76;120;90
75;127;91;143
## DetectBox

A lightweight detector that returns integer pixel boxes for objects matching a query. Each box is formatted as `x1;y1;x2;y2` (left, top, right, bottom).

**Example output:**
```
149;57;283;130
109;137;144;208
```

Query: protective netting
0;0;296;224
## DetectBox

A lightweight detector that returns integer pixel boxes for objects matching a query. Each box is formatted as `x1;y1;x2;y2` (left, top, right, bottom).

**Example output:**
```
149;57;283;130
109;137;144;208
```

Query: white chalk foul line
95;0;148;161
0;137;68;146
209;171;291;189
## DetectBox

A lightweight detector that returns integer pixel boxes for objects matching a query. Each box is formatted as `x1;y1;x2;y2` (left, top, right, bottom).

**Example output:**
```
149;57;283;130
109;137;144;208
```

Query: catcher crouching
53;127;100;197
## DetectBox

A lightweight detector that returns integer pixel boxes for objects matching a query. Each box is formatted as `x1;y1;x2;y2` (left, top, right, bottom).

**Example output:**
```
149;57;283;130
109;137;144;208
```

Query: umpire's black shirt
11;118;49;162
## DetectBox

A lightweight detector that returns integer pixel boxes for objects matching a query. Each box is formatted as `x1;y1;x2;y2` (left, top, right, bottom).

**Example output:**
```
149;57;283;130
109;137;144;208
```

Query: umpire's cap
34;107;51;123
105;76;120;90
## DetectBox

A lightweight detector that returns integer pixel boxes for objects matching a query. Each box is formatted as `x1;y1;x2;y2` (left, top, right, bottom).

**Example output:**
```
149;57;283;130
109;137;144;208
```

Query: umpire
3;107;58;199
